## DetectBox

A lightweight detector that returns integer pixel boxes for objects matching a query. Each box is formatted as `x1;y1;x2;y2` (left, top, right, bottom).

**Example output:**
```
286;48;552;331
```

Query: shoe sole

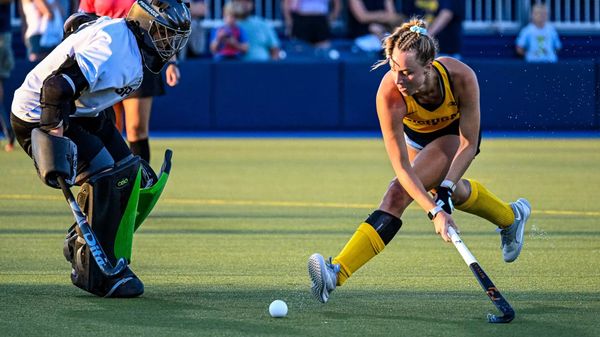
505;198;531;263
308;253;328;303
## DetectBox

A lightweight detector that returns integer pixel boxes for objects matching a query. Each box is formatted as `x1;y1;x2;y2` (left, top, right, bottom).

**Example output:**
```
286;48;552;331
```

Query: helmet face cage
127;0;192;62
149;20;190;60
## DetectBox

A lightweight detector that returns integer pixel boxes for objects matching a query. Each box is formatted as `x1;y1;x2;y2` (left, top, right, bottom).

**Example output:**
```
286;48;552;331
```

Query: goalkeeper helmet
127;0;191;72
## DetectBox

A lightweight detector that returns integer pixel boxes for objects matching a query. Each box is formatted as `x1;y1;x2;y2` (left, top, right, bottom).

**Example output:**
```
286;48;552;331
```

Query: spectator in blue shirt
234;0;281;61
516;3;561;63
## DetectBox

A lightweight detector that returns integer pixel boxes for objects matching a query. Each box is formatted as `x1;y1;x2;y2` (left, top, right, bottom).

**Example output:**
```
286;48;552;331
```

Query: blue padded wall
212;60;341;130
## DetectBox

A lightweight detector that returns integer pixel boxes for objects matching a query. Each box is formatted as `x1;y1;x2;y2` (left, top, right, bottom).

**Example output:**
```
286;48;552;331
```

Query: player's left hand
435;186;454;214
166;63;180;87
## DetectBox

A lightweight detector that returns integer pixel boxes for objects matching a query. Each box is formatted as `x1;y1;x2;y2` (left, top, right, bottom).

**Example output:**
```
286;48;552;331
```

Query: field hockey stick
57;176;128;277
447;227;515;323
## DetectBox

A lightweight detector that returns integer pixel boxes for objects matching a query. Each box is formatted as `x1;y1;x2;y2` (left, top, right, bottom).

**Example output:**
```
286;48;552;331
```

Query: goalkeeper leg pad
64;156;143;297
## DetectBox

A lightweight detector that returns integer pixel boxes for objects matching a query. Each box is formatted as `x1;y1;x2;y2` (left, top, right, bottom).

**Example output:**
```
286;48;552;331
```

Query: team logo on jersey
115;86;135;97
404;112;459;126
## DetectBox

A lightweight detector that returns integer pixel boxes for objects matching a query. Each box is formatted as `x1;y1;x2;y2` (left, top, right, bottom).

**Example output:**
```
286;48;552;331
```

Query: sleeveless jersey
402;60;459;133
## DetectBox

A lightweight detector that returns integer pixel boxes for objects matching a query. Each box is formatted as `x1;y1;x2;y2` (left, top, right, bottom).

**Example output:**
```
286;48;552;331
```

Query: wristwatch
427;205;444;220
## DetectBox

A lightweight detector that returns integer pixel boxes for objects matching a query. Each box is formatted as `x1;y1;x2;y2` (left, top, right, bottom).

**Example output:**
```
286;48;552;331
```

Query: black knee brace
365;210;402;245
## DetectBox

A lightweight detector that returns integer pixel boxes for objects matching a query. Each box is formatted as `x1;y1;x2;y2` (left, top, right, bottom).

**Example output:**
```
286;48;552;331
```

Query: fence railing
465;0;600;34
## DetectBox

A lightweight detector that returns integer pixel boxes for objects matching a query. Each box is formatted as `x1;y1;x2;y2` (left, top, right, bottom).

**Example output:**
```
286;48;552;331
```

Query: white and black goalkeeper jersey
12;17;144;123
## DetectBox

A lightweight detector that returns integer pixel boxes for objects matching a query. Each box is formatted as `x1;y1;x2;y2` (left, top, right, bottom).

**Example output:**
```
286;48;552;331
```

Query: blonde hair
223;2;245;17
372;17;439;69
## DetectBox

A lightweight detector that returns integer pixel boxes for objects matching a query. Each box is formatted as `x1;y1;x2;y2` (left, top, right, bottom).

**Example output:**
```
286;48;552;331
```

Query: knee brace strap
365;210;402;245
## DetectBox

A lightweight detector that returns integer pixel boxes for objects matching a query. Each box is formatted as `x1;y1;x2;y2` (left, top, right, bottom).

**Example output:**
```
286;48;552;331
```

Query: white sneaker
308;253;340;303
501;198;531;262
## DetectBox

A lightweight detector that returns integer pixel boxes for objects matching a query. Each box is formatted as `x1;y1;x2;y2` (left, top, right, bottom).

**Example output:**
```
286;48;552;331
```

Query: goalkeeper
10;0;191;297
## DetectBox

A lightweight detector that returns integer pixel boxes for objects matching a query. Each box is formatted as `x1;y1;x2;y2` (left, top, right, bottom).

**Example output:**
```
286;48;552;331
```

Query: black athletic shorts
128;66;166;98
403;119;481;154
11;108;131;173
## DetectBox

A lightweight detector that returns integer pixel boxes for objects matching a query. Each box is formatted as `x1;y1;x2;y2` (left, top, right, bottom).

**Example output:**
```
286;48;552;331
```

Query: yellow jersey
402;60;459;133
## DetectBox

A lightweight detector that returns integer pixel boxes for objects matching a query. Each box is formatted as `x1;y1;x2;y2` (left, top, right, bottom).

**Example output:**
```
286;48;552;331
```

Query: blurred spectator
59;0;79;16
0;0;15;152
400;0;464;58
347;0;402;52
209;2;248;60
516;3;561;63
80;0;182;162
234;0;281;61
179;0;207;59
282;0;341;48
21;0;64;62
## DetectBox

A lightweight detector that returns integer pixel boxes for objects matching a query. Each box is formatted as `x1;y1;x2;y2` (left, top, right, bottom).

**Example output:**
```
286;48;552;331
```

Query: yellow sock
332;223;385;286
455;179;514;228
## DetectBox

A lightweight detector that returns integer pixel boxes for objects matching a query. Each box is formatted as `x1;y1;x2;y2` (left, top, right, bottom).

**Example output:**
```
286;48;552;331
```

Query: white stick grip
448;227;478;265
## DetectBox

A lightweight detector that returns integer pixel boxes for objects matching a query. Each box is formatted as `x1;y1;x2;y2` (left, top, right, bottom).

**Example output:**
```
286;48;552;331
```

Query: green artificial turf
1;138;599;336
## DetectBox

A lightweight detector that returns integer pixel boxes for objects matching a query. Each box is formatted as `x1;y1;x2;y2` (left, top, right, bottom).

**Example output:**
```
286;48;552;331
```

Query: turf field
1;137;599;337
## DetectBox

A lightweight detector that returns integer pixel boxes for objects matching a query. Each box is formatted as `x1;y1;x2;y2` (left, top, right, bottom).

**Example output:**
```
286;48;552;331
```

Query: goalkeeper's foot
308;253;340;303
104;267;144;298
501;198;531;262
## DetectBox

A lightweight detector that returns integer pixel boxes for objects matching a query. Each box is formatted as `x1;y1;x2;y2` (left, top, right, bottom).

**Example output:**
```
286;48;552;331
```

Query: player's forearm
444;142;477;185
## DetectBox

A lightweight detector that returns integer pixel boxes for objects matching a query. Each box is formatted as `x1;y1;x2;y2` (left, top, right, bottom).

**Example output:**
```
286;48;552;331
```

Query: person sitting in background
210;2;248;61
282;0;341;49
347;0;403;52
234;0;281;61
516;3;561;63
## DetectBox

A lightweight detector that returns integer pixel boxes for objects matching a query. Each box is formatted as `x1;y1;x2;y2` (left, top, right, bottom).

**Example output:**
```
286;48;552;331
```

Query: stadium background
3;0;600;132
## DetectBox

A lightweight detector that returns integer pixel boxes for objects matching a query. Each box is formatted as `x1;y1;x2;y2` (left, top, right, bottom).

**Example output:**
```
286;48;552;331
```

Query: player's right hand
433;212;459;242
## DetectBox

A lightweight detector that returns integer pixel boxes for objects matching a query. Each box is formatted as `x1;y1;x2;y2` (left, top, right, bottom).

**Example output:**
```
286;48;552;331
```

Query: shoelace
327;257;341;273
